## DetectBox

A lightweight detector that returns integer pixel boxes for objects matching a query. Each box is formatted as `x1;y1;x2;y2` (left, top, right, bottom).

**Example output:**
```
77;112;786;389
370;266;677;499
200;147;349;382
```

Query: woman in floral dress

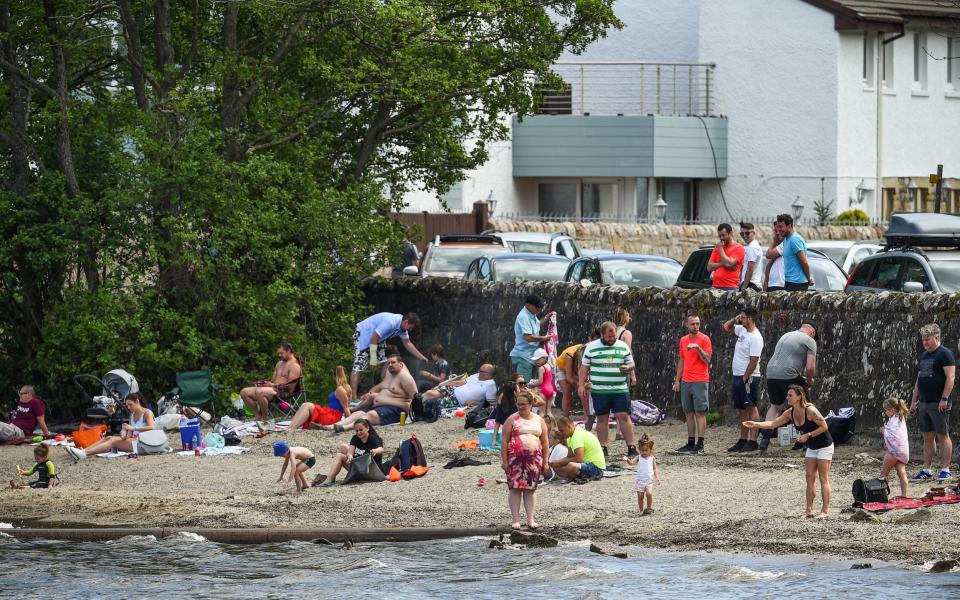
501;390;549;530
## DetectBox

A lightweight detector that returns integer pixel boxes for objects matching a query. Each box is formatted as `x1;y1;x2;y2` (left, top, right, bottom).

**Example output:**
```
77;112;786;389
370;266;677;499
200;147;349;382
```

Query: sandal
333;424;345;434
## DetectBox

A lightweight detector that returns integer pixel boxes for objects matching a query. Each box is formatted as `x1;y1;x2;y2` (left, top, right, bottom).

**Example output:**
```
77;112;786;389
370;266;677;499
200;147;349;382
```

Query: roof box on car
884;213;960;247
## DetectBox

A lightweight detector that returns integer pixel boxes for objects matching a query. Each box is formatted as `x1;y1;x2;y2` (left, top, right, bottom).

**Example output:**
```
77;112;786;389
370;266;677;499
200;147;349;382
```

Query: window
902;259;931;291
568;260;585;282
478;258;491;281
536;83;572;115
583;261;602;284
538;182;577;216
582;182;619;217
883;37;895;89
558;239;577;258
871;256;904;290
862;32;875;87
949;38;960;89
913;32;928;90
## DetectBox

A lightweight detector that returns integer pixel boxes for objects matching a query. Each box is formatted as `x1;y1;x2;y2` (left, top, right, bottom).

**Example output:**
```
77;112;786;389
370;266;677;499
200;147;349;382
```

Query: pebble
894;509;932;524
929;559;958;573
589;543;628;559
849;510;882;523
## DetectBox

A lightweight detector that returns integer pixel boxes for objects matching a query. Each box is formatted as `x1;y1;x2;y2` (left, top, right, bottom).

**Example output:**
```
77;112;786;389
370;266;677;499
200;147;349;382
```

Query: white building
402;0;960;222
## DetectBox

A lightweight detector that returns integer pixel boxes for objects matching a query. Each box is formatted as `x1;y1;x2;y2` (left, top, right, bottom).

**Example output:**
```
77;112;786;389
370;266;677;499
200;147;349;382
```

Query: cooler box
180;418;201;450
478;429;501;449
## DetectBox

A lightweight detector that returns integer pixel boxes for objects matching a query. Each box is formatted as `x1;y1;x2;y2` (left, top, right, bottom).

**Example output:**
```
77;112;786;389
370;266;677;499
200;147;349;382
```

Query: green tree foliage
0;1;620;414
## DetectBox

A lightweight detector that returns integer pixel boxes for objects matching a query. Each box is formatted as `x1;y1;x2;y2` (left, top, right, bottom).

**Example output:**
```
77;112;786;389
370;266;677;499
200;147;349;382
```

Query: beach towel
176;446;249;457
883;415;909;464
860;494;960;513
545;311;559;368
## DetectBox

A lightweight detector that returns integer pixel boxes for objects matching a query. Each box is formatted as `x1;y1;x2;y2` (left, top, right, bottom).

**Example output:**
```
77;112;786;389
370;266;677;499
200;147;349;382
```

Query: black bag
383;435;428;473
852;478;889;504
464;402;492;429
411;393;440;424
826;412;856;445
342;453;386;484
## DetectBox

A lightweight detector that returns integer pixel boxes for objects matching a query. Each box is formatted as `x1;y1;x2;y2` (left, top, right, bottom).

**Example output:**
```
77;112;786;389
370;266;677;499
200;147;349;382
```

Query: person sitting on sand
65;393;155;461
285;366;353;430
322;354;416;432
274;440;315;494
418;364;497;409
10;443;56;489
550;416;606;482
744;385;834;519
317;418;385;487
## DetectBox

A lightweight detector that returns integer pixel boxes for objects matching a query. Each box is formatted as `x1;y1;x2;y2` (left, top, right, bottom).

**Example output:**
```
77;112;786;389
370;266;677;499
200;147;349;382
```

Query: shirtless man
325;354;416;432
240;342;302;424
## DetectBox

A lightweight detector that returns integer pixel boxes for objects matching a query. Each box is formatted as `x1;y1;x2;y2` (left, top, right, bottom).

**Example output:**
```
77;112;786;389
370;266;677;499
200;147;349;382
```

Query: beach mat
859;494;960;513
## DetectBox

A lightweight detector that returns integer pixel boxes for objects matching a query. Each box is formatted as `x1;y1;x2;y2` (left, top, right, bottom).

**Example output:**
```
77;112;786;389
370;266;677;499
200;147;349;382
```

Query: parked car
845;213;960;293
564;254;682;288
485;231;582;259
676;245;848;291
806;240;882;273
407;234;510;278
464;253;571;283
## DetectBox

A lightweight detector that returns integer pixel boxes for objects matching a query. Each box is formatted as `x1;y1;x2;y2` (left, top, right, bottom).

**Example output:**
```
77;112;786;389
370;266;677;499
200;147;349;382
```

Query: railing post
579;64;585;115
656;65;661;115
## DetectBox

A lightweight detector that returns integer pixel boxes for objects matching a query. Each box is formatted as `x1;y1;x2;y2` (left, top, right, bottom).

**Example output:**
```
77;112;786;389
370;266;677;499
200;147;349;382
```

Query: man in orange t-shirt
707;223;745;290
672;314;712;454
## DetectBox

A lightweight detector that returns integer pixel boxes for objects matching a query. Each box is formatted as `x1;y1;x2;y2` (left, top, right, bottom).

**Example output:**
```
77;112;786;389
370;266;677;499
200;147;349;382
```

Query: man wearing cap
509;295;553;381
760;324;818;450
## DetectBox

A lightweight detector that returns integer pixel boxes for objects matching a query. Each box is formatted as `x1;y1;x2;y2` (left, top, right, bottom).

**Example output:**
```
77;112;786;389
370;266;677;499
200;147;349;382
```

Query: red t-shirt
709;243;745;288
10;397;44;435
679;332;712;383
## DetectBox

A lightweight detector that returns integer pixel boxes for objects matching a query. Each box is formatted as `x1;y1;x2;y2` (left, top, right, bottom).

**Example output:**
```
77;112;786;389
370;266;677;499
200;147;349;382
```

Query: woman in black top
318;418;384;487
491;373;526;447
745;385;834;519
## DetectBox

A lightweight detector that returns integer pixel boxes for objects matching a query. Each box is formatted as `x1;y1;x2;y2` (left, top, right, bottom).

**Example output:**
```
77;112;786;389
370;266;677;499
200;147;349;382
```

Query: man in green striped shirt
578;321;638;458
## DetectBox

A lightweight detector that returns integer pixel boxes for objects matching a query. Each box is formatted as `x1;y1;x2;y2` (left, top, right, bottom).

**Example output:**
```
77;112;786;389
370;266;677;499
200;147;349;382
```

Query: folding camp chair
271;357;307;420
166;370;219;425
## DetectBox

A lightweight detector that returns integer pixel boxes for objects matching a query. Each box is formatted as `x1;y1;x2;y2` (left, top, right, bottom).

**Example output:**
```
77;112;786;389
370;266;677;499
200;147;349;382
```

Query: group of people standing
709;214;812;292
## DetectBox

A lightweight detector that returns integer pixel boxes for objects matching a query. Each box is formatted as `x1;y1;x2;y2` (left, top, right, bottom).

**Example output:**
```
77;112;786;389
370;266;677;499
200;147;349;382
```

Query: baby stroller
73;369;140;436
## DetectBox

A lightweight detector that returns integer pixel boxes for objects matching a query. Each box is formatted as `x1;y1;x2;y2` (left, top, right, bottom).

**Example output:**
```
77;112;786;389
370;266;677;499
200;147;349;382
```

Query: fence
393;202;490;251
495;211;887;227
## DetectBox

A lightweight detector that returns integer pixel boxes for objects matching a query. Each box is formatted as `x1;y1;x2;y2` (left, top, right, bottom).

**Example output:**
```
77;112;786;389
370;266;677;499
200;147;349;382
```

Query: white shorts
805;444;834;461
635;479;653;493
556;369;567;382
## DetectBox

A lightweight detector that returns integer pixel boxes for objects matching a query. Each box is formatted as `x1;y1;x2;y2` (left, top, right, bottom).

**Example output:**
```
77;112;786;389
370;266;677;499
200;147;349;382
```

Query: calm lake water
0;532;957;599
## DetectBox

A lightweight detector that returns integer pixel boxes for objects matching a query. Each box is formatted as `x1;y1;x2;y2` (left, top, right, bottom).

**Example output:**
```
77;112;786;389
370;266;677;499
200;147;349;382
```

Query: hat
273;440;289;457
532;348;549;361
525;294;545;310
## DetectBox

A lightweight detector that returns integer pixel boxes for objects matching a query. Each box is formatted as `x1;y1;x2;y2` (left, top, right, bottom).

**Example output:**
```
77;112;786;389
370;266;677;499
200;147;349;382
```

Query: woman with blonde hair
613;307;637;389
286;365;353;430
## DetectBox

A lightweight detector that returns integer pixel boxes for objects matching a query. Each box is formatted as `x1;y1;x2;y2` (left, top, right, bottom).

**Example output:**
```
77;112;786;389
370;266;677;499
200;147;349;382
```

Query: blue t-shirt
509;307;541;361
781;233;808;284
355;312;409;348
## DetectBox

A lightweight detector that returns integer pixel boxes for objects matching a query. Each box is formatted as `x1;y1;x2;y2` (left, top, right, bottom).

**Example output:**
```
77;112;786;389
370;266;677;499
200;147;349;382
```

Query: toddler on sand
881;397;910;497
274;440;315;494
10;443;56;489
625;434;660;515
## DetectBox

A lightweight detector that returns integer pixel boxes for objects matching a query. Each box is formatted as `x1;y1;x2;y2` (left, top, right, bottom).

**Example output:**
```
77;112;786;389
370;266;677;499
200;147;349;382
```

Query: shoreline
1;418;957;565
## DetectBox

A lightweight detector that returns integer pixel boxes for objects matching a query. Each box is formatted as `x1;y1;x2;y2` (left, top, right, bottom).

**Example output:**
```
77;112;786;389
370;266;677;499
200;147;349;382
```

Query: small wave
107;535;157;544
169;531;207;543
699;564;785;582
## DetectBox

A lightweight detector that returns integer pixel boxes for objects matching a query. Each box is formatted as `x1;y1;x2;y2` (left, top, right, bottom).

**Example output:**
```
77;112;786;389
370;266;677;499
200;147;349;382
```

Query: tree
0;1;620;412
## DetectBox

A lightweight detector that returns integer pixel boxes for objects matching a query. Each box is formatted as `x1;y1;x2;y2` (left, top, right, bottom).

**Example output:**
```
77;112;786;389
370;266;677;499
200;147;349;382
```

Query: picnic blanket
175;447;249;457
860;494;960;513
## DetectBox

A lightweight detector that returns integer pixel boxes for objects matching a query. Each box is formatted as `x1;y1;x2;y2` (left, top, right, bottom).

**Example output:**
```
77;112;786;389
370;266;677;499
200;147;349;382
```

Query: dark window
868;256;904;290
464;261;478;280
902;258;931;291
848;259;875;287
478;258;491;281
583;260;602;284
568;260;585;282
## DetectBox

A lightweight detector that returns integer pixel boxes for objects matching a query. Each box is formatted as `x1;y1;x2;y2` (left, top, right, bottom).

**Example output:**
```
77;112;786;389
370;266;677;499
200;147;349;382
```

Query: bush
834;209;871;224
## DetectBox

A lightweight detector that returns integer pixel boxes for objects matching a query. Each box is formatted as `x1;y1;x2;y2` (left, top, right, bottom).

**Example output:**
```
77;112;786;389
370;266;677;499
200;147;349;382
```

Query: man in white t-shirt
738;222;764;292
420;364;497;407
764;228;786;291
722;308;764;453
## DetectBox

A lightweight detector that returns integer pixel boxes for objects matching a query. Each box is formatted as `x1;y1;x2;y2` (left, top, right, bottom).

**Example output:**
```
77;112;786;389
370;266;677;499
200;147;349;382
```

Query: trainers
758;435;770;451
675;443;695;454
727;440;746;453
694;445;705;455
740;440;759;452
910;469;932;483
937;469;952;482
65;446;86;463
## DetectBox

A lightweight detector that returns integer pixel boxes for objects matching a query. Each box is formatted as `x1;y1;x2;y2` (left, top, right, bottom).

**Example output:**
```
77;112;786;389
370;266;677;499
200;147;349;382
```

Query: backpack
136;429;171;455
411;394;440;424
826;408;856;445
852;478;889;504
464;402;493;429
384;435;427;476
630;400;665;426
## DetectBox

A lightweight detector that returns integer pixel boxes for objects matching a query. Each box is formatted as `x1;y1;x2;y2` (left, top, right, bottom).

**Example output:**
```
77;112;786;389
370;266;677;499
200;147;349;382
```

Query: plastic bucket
778;425;796;446
180;418;201;450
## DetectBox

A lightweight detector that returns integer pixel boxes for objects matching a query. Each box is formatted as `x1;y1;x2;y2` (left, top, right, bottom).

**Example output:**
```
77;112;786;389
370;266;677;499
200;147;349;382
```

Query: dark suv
845;213;960;293
676;245;848;291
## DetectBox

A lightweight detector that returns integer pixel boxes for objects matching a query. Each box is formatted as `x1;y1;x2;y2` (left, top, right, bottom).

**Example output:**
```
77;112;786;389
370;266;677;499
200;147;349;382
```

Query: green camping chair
168;370;219;424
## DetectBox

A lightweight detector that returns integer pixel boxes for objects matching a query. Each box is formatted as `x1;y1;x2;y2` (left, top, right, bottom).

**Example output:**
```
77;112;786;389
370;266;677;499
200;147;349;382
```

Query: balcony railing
540;61;717;117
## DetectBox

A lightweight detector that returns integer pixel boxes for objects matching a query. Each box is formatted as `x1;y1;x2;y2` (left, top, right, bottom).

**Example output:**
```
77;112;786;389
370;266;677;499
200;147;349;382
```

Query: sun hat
273;440;290;457
532;348;549;361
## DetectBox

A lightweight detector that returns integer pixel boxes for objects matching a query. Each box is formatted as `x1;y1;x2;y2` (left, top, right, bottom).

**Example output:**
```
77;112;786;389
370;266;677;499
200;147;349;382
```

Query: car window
478;258;491;280
464;261;478;280
902;259;931;292
679;249;713;286
583;261;602;284
424;246;507;273
558;240;576;258
849;246;876;269
510;241;551;254
809;258;848;291
929;261;960;293
602;259;683;287
495;260;569;282
868;256;904;290
568;260;584;282
848;259;874;288
810;246;847;267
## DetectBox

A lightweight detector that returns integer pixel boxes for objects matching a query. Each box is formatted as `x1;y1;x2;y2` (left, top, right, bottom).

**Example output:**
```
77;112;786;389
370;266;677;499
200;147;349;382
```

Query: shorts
29;480;49;489
591;392;631;416
731;376;759;409
918;401;952;434
805;444;834;461
371;405;403;426
556;368;567;382
635;479;653;493
680;382;708;413
511;356;535;381
0;422;25;441
767;377;805;406
784;281;810;292
306;405;342;428
352;329;386;373
767;286;785;292
302;456;316;469
579;462;603;478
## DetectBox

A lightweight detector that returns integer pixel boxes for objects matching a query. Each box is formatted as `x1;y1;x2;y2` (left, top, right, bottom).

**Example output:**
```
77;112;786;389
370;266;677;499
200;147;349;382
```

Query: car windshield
810;258;847;291
930;261;960;293
602;259;682;287
810;246;847;266
427;246;507;273
494;260;568;282
508;241;551;253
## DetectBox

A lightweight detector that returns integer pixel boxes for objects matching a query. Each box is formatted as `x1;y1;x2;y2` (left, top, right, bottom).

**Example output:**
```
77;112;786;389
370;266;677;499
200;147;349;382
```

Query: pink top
539;365;555;399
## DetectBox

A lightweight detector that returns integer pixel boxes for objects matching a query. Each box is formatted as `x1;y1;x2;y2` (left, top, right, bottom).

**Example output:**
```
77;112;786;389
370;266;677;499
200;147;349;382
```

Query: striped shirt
582;339;634;395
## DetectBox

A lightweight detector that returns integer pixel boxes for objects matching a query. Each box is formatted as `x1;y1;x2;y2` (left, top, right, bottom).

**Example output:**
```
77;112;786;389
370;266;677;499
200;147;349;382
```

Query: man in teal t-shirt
766;213;812;292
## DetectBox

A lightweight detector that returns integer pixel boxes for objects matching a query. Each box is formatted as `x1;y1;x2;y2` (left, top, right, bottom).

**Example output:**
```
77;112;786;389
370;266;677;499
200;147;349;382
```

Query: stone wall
364;277;960;439
489;220;886;262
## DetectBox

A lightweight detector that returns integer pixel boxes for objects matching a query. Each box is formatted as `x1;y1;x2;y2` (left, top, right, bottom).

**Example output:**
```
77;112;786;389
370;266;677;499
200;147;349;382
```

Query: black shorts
784;282;810;292
591;392;631;416
766;377;806;406
732;376;759;409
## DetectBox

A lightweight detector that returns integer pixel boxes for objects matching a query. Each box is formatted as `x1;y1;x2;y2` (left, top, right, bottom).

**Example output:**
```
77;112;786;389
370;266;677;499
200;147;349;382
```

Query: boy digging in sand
625;434;660;515
10;443;57;489
274;440;315;494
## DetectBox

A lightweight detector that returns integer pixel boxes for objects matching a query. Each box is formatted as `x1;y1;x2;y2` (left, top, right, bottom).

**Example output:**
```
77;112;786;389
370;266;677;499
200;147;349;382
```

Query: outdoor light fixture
791;196;805;221
485;190;497;217
654;194;668;224
855;179;871;204
907;179;919;210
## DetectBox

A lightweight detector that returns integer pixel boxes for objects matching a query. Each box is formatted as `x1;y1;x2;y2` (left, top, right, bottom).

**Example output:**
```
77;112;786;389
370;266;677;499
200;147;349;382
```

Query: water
0;532;957;599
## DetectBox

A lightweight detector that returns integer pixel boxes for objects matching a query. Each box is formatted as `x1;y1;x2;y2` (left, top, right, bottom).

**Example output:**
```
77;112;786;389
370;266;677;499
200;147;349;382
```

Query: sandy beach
1;417;958;565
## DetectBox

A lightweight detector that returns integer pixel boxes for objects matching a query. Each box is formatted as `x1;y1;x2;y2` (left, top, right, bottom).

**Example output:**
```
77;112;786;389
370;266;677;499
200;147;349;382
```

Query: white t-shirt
732;324;763;377
549;444;568;463
634;455;656;483
454;374;497;406
741;240;764;288
767;242;785;288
